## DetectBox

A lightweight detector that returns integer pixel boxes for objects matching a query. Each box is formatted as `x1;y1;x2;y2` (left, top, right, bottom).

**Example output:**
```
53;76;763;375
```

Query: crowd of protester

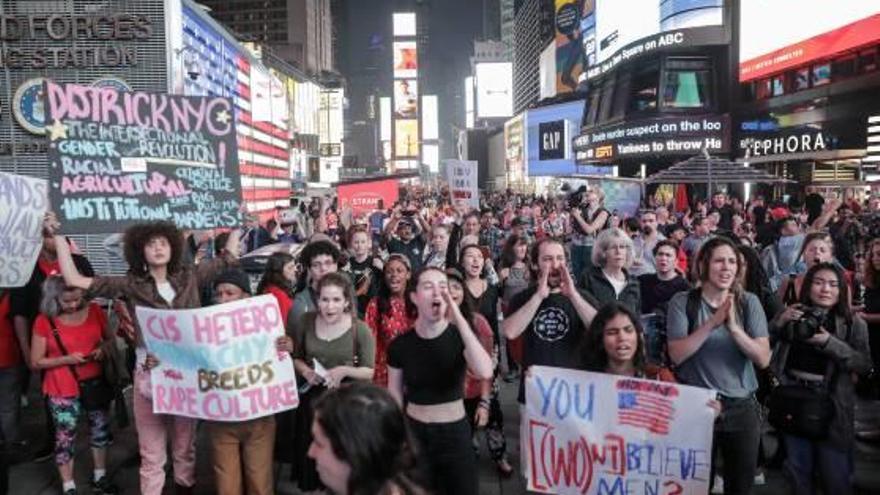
1;184;879;495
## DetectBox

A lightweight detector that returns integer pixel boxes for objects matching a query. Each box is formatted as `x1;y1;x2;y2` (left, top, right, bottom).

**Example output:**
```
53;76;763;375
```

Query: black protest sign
45;81;243;234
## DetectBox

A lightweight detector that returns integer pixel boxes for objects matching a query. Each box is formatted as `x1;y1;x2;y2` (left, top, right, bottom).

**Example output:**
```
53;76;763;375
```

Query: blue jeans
783;434;852;495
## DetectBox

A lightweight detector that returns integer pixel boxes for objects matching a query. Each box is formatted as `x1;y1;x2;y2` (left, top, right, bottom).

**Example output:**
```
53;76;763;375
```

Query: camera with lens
785;305;827;341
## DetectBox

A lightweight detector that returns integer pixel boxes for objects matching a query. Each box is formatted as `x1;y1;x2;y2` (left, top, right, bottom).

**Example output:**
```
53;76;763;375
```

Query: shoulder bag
50;323;114;412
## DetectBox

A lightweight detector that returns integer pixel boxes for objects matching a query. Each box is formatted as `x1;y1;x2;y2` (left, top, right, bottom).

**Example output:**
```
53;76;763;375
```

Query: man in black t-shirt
638;240;690;315
502;238;597;403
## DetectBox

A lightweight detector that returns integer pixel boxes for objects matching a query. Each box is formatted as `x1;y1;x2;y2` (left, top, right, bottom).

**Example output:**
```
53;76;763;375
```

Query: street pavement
9;377;880;494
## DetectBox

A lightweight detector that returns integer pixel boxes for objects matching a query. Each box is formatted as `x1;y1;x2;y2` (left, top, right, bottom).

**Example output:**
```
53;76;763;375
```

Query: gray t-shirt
666;291;768;398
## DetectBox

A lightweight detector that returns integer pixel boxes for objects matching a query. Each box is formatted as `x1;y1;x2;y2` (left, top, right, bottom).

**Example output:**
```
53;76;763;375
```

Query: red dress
365;296;415;387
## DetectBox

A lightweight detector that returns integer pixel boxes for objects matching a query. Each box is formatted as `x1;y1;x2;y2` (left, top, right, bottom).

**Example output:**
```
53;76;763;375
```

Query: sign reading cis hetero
137;295;298;421
45;81;244;234
574;115;730;162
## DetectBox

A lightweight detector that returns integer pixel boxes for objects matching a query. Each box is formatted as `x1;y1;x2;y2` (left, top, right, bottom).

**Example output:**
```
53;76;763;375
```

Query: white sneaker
710;475;724;494
754;471;766;486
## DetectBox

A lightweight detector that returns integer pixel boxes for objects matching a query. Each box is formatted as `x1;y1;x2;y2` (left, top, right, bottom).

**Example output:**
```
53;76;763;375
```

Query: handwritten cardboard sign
137;295;298;421
0;172;48;287
44;81;243;234
445;159;479;210
525;366;715;495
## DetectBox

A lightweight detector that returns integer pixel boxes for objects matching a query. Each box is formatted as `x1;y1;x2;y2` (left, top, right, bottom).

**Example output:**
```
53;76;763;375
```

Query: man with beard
630;210;666;277
502;238;597;403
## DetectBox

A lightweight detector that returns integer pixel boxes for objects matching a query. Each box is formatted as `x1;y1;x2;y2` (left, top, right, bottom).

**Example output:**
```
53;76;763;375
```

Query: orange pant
207;416;276;495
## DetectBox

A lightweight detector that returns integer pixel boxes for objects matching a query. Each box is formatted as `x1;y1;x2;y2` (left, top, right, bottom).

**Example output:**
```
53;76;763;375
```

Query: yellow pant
207;416;276;495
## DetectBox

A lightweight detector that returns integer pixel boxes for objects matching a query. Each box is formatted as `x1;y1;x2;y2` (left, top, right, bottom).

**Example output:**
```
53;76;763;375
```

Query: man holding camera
384;203;429;272
568;187;609;283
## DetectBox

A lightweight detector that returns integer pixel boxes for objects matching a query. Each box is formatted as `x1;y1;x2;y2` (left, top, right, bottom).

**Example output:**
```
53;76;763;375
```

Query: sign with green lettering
45;81;243;234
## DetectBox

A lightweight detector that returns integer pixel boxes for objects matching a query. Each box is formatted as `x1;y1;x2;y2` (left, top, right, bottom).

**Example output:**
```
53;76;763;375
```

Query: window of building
610;73;630;120
755;78;771;99
629;64;659;113
859;48;878;73
832;55;857;80
812;63;831;86
661;58;712;109
792;67;810;91
772;75;785;96
585;90;600;126
597;77;616;122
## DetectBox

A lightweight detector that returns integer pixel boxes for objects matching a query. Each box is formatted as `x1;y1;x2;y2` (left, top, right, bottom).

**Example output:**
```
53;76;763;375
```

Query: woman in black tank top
386;267;493;495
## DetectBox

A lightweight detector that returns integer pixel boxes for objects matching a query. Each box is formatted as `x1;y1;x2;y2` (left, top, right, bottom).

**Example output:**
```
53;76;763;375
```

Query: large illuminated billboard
421;95;438;140
394;13;417;37
393;79;419;119
739;0;880;81
475;62;513;119
395;120;419;158
393;41;418;79
380;97;392;141
583;0;724;80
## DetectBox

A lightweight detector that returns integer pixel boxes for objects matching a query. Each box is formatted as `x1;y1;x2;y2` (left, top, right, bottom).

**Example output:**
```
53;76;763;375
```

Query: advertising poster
137;295;299;421
393;79;419;119
395;119;420;158
527;100;584;176
445;159;479;210
393;41;418;79
45;82;243;234
554;0;584;94
525;366;715;495
475;62;513;119
504;115;525;183
338;178;399;215
0;172;48;288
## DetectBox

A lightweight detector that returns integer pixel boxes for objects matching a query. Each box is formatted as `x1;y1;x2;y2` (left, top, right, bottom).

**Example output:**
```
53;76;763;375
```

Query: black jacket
578;265;641;314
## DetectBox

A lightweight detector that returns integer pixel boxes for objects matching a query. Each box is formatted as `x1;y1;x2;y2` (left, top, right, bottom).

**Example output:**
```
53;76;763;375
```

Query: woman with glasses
578;228;641;314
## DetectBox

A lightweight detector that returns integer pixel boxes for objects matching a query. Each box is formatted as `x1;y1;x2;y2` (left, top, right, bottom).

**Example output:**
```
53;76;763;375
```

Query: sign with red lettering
445;159;479;210
524;366;715;495
136;295;298;421
337;178;399;216
44;81;243;234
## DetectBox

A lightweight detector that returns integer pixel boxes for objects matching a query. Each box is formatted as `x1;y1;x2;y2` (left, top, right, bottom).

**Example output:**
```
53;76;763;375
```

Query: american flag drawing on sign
617;388;675;435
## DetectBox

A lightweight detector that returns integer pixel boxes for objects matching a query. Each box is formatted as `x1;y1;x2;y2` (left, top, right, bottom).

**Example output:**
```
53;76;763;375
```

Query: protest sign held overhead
445;159;479;210
45;81;243;234
525;366;715;495
137;295;298;421
0;171;48;287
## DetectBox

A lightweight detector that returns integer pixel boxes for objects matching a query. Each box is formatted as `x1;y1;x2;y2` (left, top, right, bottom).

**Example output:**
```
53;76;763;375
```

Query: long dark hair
256;252;296;297
799;262;852;325
499;235;529;270
581;303;646;373
313;383;428;495
123;221;185;276
377;254;411;315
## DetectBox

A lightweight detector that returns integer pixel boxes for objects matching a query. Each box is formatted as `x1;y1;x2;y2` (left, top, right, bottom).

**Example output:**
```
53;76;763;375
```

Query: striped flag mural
182;6;292;216
867;115;880;163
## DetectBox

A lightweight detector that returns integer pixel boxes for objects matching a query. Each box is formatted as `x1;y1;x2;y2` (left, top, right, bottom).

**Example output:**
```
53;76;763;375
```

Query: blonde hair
591;228;634;269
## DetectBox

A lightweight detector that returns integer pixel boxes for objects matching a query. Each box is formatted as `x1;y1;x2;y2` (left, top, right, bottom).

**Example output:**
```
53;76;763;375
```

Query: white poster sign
525;366;715;495
137;295;299;421
0;171;48;287
445;159;479;210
